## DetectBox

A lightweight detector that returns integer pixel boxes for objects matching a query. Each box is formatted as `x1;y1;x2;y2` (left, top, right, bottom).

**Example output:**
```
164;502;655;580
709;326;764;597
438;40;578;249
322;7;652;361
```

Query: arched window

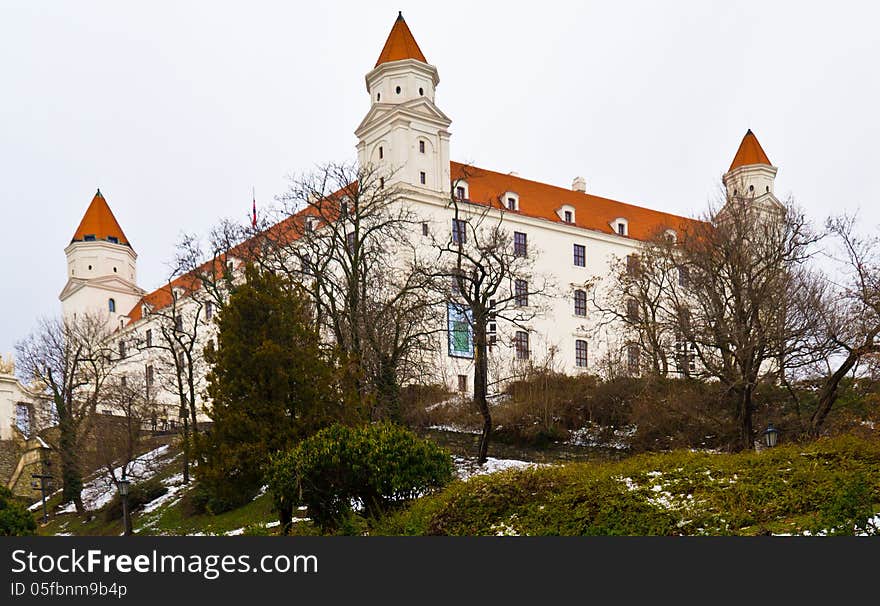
108;298;116;313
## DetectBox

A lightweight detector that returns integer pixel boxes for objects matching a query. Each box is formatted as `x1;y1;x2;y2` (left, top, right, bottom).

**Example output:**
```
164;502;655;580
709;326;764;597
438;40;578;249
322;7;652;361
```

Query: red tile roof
375;12;427;67
125;165;696;322
71;189;132;247
451;162;698;240
729;129;772;171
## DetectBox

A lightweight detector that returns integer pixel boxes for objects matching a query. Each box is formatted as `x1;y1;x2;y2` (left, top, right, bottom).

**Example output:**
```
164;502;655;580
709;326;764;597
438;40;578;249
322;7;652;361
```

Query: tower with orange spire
355;12;451;194
722;130;782;211
59;189;144;328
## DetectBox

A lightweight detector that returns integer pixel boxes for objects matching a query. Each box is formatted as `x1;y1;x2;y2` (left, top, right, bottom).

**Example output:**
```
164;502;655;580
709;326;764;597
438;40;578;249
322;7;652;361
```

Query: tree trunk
473;315;491;465
57;404;84;513
181;413;190;484
736;384;754;452
810;350;859;437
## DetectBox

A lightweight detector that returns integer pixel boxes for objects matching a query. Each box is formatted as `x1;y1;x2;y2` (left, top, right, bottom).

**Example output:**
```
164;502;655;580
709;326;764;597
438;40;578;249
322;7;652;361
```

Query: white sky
2;1;879;355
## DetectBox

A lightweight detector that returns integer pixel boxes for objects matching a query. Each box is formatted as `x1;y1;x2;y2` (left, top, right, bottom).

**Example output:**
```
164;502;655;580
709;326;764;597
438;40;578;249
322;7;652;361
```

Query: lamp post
30;456;53;524
762;423;779;448
118;476;132;536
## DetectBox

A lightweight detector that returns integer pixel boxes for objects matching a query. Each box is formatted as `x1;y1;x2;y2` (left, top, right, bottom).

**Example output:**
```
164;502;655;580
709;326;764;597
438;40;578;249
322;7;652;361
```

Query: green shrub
103;478;167;521
268;422;454;533
0;486;37;536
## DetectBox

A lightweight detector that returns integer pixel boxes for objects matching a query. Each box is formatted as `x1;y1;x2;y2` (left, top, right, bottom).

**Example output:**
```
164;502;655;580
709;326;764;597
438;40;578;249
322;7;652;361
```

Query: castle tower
722;130;782;211
59;189;144;329
355;12;452;195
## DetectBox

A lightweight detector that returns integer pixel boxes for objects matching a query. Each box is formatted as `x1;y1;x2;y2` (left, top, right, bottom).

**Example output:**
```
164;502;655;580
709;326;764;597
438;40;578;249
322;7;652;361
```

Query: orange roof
451;162;698;240
375;12;427;67
71;189;132;248
125;166;697;323
728;129;772;171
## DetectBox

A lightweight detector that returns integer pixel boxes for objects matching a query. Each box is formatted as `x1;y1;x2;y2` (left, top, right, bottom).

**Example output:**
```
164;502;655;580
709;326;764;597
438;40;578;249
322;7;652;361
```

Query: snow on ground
453;456;544;481
427;424;481;435
566;424;635;450
140;473;187;514
56;445;171;514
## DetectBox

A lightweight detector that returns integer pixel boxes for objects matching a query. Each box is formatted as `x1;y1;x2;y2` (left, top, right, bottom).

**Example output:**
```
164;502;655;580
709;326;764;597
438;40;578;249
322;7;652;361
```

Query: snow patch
453;456;544;481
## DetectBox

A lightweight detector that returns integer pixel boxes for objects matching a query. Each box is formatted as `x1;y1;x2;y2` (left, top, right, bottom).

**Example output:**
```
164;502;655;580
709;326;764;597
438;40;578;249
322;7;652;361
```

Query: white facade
54;14;780;412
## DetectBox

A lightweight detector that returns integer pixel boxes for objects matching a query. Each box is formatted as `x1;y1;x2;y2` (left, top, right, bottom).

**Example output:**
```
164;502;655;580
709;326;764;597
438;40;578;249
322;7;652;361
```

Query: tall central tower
355;13;452;195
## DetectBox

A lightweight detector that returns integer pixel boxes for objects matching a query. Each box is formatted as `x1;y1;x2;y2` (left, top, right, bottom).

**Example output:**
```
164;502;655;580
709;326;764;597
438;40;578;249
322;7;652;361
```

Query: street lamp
118;476;132;536
30;450;53;524
762;423;779;448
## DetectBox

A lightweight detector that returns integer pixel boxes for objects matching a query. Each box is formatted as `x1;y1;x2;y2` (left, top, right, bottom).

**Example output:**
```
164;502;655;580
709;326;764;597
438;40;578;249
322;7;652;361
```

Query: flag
252;190;257;227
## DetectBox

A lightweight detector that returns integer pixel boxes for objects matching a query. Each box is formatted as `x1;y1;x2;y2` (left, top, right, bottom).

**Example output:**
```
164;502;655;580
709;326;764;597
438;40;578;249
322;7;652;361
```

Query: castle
4;13;782;443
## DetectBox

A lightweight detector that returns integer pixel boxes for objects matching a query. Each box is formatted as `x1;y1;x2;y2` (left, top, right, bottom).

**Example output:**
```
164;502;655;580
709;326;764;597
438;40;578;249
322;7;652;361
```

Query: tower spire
375;12;427;66
71;189;132;248
729;129;772;171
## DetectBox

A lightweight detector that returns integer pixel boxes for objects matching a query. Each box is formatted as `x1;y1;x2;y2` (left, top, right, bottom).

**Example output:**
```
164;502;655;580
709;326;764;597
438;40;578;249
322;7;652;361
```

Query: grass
374;435;880;536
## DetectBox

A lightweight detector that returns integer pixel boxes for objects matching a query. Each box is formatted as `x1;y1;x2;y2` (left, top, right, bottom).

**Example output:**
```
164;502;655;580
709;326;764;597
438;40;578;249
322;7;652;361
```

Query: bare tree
667;193;820;450
251;161;439;417
808;215;880;435
15;313;117;513
426;171;552;464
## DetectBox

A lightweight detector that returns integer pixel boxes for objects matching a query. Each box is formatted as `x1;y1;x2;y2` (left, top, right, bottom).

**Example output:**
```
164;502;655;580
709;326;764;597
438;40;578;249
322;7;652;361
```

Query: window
146;365;154;386
675;340;696;375
113;266;117;273
564;210;573;223
515;279;528;306
379;177;384;189
419;140;425;153
146;329;152;347
396;86;401;94
420;171;426;185
617;222;627;236
575;340;588;368
88;265;93;270
450;271;464;295
178;352;186;369
227;261;234;273
346;231;356;252
489;322;497;333
457;375;468;392
421;222;429;236
627;298;640;321
514;331;530;360
108;298;116;313
507;197;517;211
574;290;587;316
678;265;690;287
514;231;527;257
573;244;585;267
452;218;467;244
627;344;640;375
119;340;126;357
419;87;424;96
455;186;465;200
376;92;381;101
121;376;127;388
108;236;119;244
205;302;213;321
84;234;96;241
15;403;30;436
378;146;383;159
627;254;641;276
175;315;183;331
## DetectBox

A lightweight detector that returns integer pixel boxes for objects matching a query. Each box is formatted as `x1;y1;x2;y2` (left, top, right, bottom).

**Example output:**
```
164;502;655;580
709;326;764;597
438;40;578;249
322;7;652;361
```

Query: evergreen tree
197;265;355;508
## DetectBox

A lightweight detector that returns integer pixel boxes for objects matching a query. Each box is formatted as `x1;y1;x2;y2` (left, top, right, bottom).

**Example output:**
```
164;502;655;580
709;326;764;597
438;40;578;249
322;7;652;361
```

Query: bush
103;477;167;522
0;486;37;536
268;422;454;533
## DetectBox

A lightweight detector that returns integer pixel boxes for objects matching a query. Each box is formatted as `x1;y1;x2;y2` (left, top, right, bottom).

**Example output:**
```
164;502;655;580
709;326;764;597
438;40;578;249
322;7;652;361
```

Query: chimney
572;176;587;193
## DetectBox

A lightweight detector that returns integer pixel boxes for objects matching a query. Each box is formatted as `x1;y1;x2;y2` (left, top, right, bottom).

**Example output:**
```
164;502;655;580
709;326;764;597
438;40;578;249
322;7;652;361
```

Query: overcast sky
2;1;878;356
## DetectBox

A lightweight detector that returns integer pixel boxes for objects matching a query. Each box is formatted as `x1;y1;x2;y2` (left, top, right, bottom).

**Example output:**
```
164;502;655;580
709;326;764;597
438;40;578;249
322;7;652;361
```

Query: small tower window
419;140;425;153
396;86;401;94
108;298;116;313
419;87;424;96
379;146;383;159
420;171;426;185
206;301;213;320
107;236;119;244
84;234;96;241
422;222;429;236
749;185;755;192
376;92;381;101
88;265;93;271
380;177;385;189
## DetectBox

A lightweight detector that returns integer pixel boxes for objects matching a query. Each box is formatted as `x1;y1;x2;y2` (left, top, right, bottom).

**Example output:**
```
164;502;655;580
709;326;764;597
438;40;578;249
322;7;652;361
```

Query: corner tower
59;189;144;329
722;130;782;211
355;12;452;195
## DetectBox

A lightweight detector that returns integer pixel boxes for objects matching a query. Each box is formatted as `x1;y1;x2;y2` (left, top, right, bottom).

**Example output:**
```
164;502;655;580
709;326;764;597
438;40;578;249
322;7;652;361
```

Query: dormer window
107;236;119;244
453;181;469;200
503;192;519;212
84;234;96;241
664;229;678;243
611;218;629;236
456;186;465;200
558;204;576;224
507;198;516;211
564;211;572;223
